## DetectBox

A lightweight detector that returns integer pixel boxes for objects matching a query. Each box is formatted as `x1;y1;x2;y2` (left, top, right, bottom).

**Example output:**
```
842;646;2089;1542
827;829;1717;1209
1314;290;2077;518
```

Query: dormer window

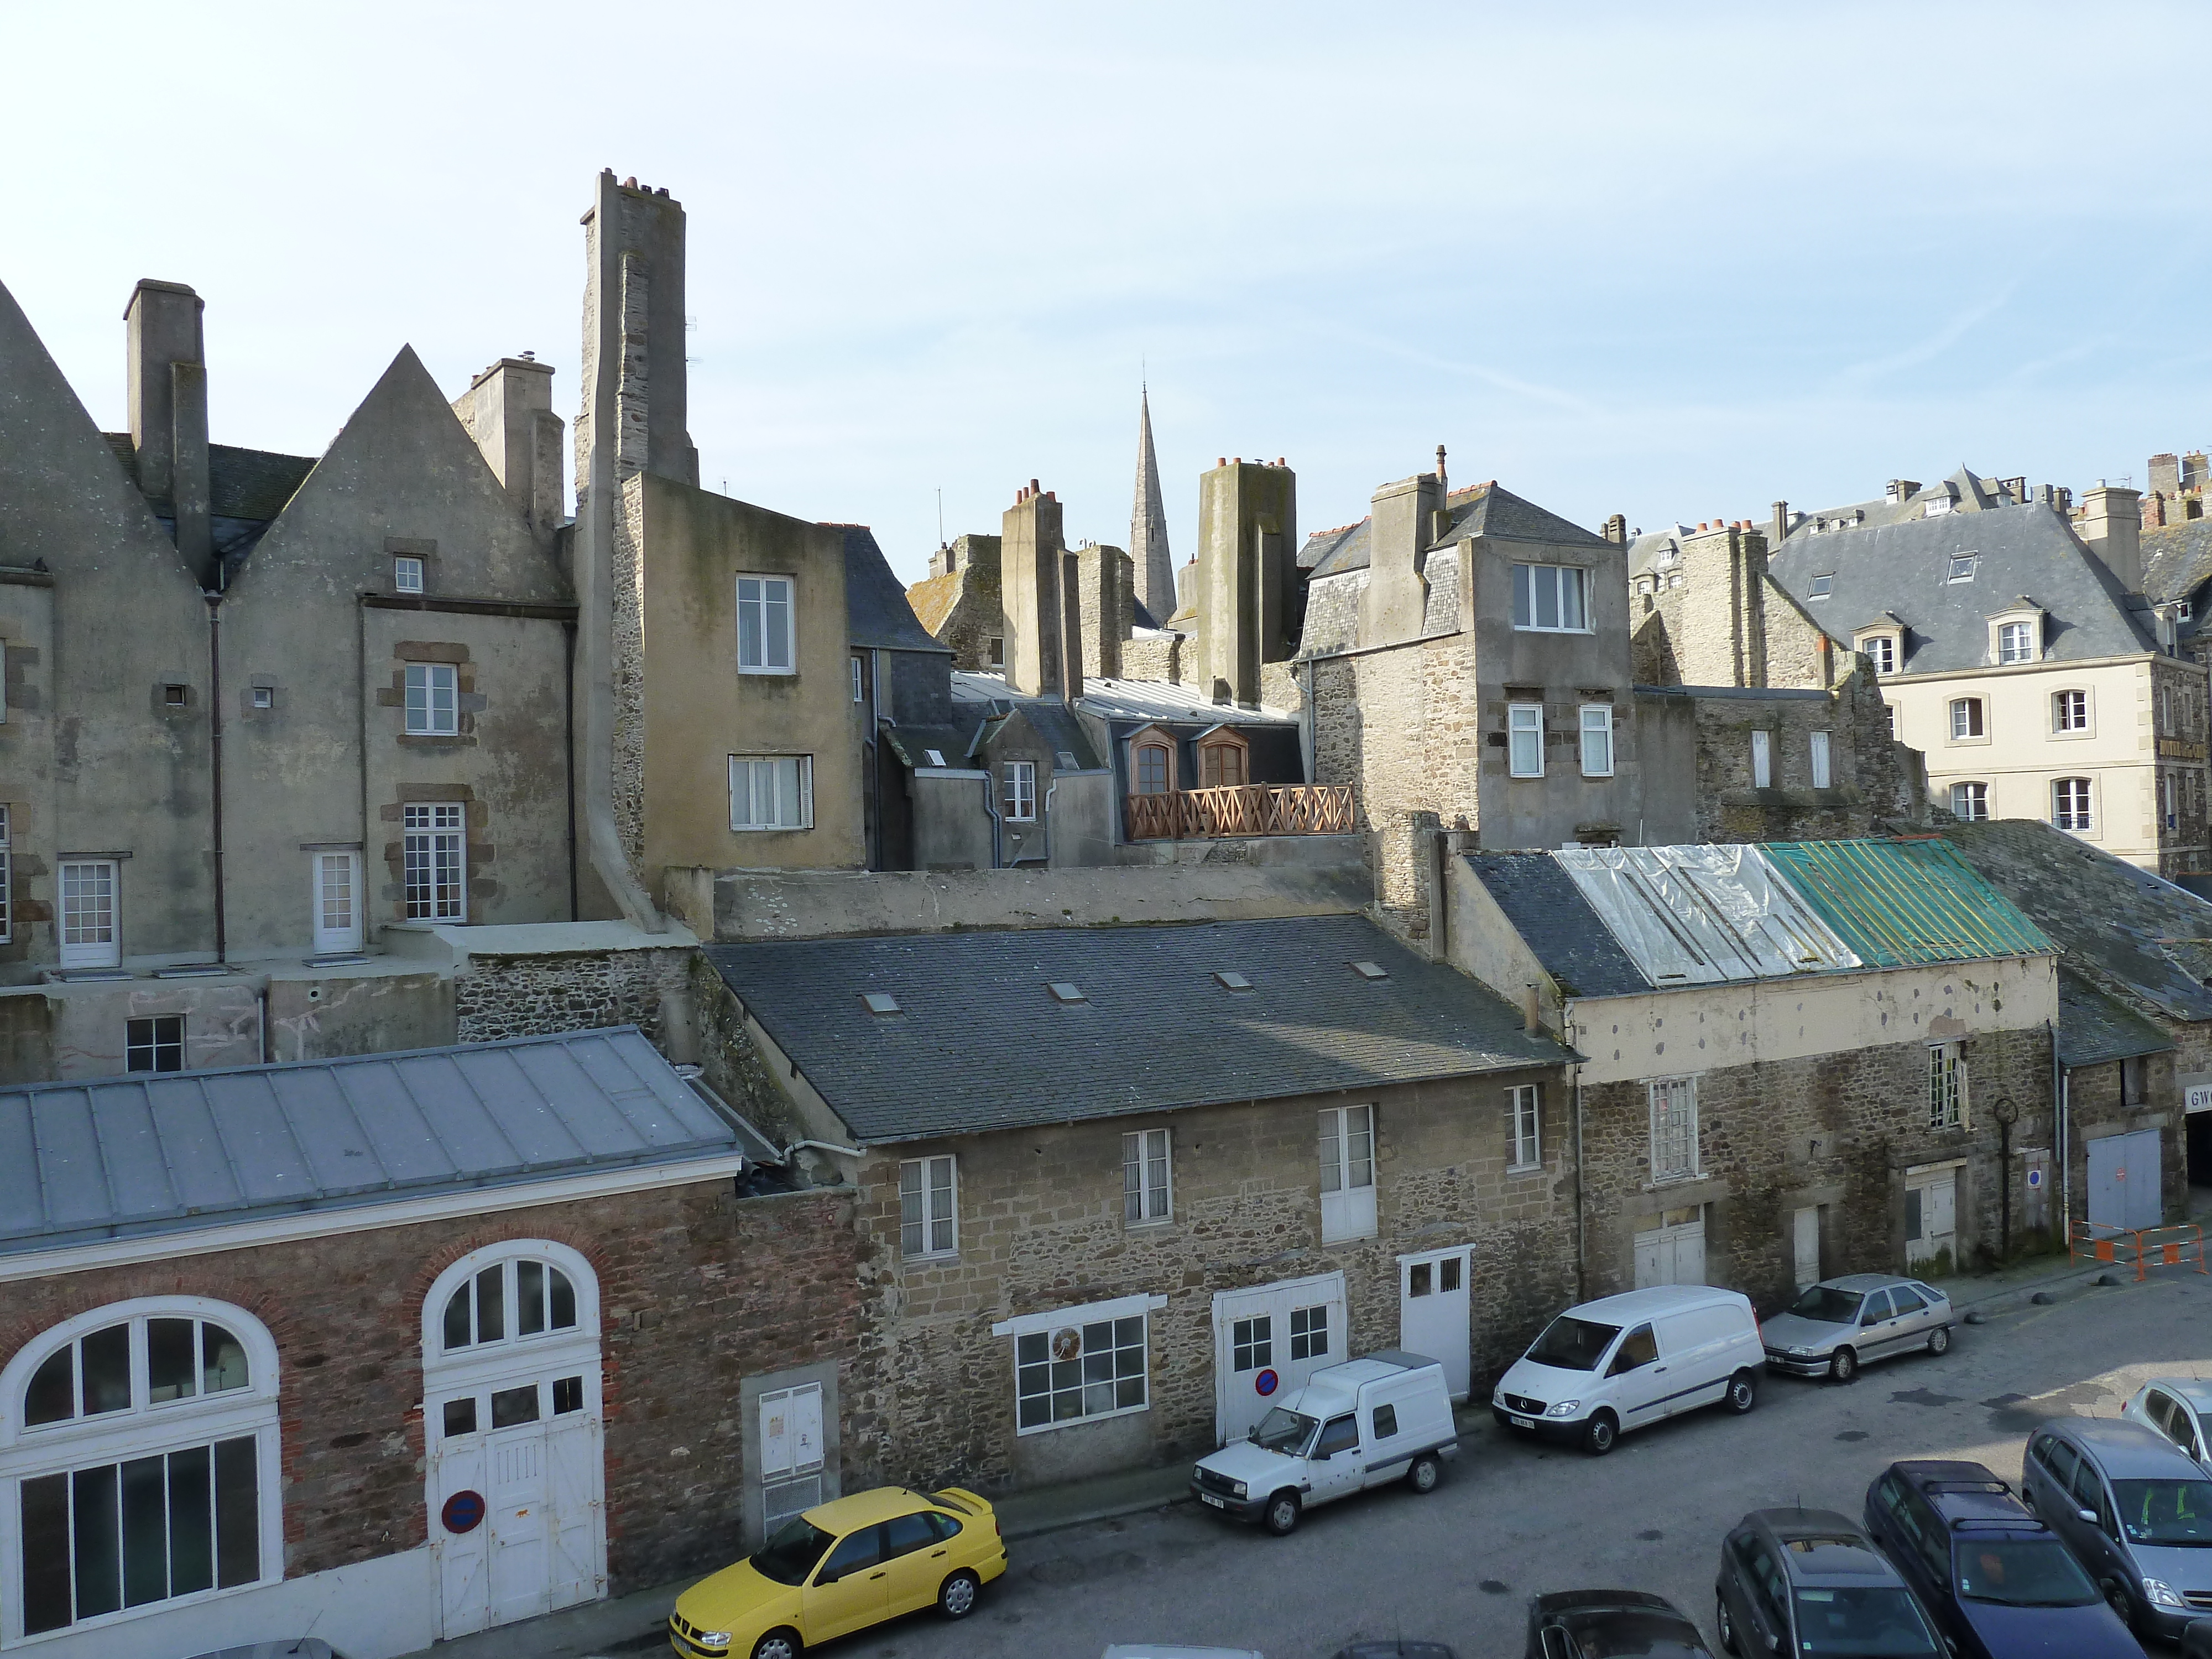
1988;602;2045;667
1856;633;1898;675
1197;729;1250;789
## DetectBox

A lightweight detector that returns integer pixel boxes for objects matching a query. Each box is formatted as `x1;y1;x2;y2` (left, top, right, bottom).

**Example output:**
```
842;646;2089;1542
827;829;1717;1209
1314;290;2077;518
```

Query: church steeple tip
1130;385;1174;622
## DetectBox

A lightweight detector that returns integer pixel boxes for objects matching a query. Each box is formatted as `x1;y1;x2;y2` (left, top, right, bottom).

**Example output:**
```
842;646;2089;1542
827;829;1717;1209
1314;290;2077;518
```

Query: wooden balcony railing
1123;784;1357;841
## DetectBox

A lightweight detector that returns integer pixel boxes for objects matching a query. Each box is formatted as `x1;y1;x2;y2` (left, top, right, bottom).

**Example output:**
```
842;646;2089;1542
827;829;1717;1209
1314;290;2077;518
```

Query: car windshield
1791;1587;1942;1656
1789;1285;1866;1323
2114;1479;2212;1545
1526;1314;1623;1371
749;1516;834;1585
1953;1536;2100;1606
1250;1407;1317;1454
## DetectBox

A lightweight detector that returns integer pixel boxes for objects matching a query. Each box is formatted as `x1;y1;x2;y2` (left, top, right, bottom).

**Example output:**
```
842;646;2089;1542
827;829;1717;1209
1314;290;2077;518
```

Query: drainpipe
204;587;227;963
1572;1046;1587;1303
1041;776;1057;867
983;771;1003;869
562;618;580;921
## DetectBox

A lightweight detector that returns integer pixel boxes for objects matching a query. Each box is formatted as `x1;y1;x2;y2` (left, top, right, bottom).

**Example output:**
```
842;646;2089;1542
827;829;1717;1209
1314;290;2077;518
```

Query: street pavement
827;1269;2212;1659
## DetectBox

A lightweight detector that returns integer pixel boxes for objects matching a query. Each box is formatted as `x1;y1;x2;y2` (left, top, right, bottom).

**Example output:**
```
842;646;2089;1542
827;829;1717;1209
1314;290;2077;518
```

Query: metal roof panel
1760;840;2053;967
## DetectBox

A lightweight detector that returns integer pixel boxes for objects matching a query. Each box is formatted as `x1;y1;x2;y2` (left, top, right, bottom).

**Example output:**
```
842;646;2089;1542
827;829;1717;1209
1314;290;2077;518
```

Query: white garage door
1211;1272;1346;1444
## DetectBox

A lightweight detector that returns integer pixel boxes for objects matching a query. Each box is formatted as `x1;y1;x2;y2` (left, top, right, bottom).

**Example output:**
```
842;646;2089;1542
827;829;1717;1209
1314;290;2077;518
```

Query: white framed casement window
1809;731;1832;789
1857;634;1896;675
729;755;813;831
58;859;119;969
1123;1128;1171;1225
1750;729;1772;788
1511;564;1589;632
402;804;466;920
1648;1076;1699;1182
1928;1043;1965;1129
1507;703;1545;778
0;1298;282;1645
1318;1104;1378;1243
899;1155;957;1259
403;662;458;736
1997;619;2037;665
2053;776;2094;833
995;1292;1164;1434
2052;688;2089;734
1507;1084;1541;1172
1949;697;1985;740
1950;781;1990;821
0;804;12;945
736;575;795;674
311;850;362;953
1578;705;1614;778
1004;760;1037;821
849;655;863;703
392;555;425;593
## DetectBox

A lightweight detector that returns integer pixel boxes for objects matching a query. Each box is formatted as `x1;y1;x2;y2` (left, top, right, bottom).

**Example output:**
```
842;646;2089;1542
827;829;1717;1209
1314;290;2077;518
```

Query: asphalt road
855;1270;2212;1659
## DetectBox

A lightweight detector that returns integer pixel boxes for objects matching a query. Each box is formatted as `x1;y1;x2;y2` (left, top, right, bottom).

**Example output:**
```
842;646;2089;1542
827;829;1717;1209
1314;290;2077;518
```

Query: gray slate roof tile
1462;852;1651;998
2057;967;2174;1067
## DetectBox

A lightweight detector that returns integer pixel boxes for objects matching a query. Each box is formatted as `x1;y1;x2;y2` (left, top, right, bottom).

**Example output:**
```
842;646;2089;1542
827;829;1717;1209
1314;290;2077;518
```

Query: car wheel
1829;1347;1858;1384
937;1568;981;1619
752;1630;802;1659
1264;1491;1301;1535
1716;1592;1739;1656
1725;1369;1759;1414
1583;1410;1619;1455
1407;1453;1441;1493
1926;1324;1951;1357
2104;1578;2137;1632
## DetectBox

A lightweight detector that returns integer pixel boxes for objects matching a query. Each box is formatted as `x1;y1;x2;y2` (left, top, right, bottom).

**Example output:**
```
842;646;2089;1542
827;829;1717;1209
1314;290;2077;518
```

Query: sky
7;2;2211;584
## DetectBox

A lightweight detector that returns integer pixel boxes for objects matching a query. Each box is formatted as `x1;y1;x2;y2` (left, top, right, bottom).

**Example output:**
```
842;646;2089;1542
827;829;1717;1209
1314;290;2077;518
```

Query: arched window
1198;738;1247;789
1;1298;280;1641
1134;743;1172;795
440;1254;581;1353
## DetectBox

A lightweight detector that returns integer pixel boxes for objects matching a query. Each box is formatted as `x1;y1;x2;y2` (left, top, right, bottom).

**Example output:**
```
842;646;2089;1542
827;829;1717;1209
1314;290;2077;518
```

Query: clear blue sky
8;3;2208;582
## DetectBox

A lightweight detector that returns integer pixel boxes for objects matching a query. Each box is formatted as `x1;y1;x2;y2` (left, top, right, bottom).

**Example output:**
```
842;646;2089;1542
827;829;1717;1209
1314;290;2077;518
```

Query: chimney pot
1523;983;1541;1039
623;176;638;188
1030;478;1040;493
1276;457;1286;467
1218;457;1227;468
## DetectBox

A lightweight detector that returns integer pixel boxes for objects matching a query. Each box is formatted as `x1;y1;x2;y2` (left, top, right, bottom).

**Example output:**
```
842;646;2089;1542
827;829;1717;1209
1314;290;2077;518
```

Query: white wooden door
1906;1170;1957;1270
1212;1272;1346;1444
1793;1206;1822;1290
759;1382;826;1536
544;1405;601;1611
1634;1207;1707;1288
1398;1247;1473;1400
311;850;363;953
486;1399;552;1628
431;1410;491;1636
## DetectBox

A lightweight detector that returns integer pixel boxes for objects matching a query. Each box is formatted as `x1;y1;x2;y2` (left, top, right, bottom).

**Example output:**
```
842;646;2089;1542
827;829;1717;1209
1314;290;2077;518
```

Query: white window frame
1950;781;1990;822
58;859;119;969
310;849;362;953
0;1298;283;1646
2053;688;2090;734
1928;1042;1966;1129
403;662;459;736
1997;619;2037;666
736;574;795;675
1507;703;1545;779
431;1244;591;1358
1318;1104;1378;1243
2163;769;2179;830
1949;698;1985;740
402;804;467;921
392;555;425;593
2053;776;2094;833
1578;705;1614;778
1511;563;1590;633
1858;634;1896;675
1123;1128;1171;1225
899;1155;957;1259
1809;730;1832;790
1005;760;1037;822
728;755;814;832
1507;1084;1541;1172
1750;729;1772;789
849;655;863;703
1648;1076;1700;1182
994;1292;1164;1437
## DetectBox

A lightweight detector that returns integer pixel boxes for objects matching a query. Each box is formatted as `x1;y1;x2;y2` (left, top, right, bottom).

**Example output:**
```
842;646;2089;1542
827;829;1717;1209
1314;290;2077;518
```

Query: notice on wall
2182;1072;2212;1115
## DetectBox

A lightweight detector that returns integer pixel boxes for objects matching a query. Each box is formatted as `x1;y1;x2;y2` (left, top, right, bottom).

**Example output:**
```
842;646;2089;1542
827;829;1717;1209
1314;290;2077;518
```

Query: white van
1491;1285;1761;1455
1190;1350;1458;1536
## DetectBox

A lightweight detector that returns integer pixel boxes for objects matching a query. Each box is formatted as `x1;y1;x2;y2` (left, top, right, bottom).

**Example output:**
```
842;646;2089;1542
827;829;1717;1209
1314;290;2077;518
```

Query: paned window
0;804;11;945
729;755;813;831
392;555;424;593
1648;1077;1699;1181
124;1016;184;1074
1507;1083;1541;1171
1950;698;1984;739
1928;1044;1964;1129
312;851;361;953
2053;777;2093;832
1288;1303;1330;1362
1122;1129;1170;1225
736;575;795;673
1134;743;1171;795
2054;689;2089;732
1511;564;1589;632
58;860;118;969
849;655;863;703
1751;729;1772;788
402;804;466;920
1507;703;1544;778
1232;1316;1271;1373
403;664;458;736
1999;619;2037;665
899;1155;957;1259
1004;760;1036;821
1578;705;1613;778
1318;1104;1377;1243
2164;770;2179;829
1014;1313;1147;1430
440;1256;579;1352
1949;781;1989;821
1198;740;1246;788
1859;635;1896;675
1809;731;1832;790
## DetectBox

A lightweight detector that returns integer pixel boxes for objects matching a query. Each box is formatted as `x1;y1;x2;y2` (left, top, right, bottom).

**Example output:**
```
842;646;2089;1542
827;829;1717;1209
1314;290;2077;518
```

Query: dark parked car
1526;1590;1714;1657
2021;1416;2212;1641
1864;1459;2145;1658
1715;1507;1943;1657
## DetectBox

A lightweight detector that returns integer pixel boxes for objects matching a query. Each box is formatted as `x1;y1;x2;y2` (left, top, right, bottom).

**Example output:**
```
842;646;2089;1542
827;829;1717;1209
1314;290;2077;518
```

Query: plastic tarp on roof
1554;845;1861;985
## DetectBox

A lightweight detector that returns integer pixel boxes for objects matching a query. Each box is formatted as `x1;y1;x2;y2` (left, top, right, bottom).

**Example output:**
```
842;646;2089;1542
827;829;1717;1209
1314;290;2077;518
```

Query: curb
1001;1485;1192;1541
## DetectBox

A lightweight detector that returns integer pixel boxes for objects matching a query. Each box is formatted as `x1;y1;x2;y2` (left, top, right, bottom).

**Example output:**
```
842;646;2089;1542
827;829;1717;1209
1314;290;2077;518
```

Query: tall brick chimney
124;279;212;574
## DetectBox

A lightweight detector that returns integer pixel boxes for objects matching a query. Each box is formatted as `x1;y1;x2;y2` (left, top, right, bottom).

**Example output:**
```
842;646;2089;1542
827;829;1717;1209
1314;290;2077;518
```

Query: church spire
1130;385;1175;621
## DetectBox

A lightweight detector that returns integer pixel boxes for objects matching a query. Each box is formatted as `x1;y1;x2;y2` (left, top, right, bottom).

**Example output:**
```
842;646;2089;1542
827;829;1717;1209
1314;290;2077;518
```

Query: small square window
442;1397;477;1438
125;1014;185;1074
393;556;425;593
1947;556;1978;582
250;686;274;709
162;683;188;707
861;992;901;1015
1046;981;1086;1004
1807;573;1834;598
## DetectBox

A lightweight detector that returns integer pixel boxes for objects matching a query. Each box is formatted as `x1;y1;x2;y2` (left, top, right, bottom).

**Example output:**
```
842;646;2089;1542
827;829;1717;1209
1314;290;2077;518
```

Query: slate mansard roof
0;1027;761;1257
1297;481;1607;579
705;915;1574;1144
840;524;951;654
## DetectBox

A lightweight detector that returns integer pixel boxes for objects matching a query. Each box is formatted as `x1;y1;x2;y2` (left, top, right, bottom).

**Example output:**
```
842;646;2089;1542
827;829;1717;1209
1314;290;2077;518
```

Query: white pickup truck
1189;1350;1459;1536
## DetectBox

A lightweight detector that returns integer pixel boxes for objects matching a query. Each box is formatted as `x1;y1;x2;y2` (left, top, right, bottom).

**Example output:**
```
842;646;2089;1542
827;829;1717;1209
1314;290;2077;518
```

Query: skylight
1213;971;1252;990
1350;961;1389;981
924;748;946;767
1056;751;1079;769
1808;573;1834;598
860;992;901;1015
1046;982;1087;1004
1947;556;1978;583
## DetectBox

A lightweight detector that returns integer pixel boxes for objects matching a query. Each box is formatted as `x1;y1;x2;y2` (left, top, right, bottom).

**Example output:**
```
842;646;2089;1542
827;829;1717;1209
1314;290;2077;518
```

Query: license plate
1201;1492;1225;1508
1510;1414;1536;1429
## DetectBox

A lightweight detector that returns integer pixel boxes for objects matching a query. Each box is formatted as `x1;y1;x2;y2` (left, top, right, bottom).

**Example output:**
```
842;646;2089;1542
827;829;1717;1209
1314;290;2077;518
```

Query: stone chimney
1677;521;1770;688
453;357;564;542
1001;483;1070;698
1360;463;1442;651
1601;513;1627;545
576;172;698;496
2077;483;2143;593
1885;479;1921;506
2151;453;2181;498
1196;459;1298;705
2146;491;2168;530
1772;500;1789;546
1073;542;1132;680
124;279;212;573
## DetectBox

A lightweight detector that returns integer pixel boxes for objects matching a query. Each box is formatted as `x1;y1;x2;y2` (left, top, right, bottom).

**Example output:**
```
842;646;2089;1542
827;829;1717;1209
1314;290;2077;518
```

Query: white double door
1398;1246;1473;1401
1634;1206;1707;1288
1906;1168;1959;1270
2089;1129;2163;1232
1212;1271;1347;1444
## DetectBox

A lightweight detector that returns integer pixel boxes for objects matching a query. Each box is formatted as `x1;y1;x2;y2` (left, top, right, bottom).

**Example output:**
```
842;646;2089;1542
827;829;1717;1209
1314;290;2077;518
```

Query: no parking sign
1254;1368;1279;1397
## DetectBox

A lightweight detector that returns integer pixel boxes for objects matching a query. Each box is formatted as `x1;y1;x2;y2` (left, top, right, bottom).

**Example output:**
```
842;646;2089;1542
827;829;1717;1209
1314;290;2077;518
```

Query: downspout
2054;1017;2072;1245
1041;775;1057;867
984;771;1004;869
562;618;580;922
205;587;227;963
1572;1056;1587;1303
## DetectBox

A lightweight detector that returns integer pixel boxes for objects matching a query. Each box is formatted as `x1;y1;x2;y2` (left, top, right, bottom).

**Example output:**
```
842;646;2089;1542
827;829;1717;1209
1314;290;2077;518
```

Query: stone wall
2065;1047;2189;1228
1120;630;1182;682
609;471;648;869
453;944;694;1045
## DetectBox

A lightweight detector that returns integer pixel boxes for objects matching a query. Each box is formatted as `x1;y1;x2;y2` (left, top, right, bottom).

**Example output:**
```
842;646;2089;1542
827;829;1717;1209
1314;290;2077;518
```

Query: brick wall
453;945;695;1045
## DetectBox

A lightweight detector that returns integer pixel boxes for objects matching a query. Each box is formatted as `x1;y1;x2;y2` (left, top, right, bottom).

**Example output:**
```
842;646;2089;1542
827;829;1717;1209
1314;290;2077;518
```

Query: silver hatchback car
1761;1274;1953;1383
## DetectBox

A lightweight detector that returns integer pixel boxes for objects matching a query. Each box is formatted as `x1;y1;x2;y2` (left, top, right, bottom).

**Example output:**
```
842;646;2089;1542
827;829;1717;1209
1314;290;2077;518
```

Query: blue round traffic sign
1254;1368;1279;1396
441;1490;486;1534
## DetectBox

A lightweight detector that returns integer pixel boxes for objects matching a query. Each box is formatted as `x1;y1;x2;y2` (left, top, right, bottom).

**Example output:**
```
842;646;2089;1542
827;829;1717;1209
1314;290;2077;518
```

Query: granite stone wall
453;944;694;1046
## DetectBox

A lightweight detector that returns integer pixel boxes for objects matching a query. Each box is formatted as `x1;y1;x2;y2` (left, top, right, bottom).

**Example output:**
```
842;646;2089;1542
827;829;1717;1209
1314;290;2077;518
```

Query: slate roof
0;1027;760;1256
902;567;963;635
1297;482;1606;578
2141;517;2212;612
1766;497;2156;672
2057;967;2174;1067
705;915;1574;1142
1937;819;2212;1023
1463;852;1650;998
102;432;317;521
841;525;950;654
1760;839;2052;967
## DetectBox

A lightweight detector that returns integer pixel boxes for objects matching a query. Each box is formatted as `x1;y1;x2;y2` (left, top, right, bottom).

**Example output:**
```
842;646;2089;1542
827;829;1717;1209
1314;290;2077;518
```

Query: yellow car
669;1484;1008;1659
